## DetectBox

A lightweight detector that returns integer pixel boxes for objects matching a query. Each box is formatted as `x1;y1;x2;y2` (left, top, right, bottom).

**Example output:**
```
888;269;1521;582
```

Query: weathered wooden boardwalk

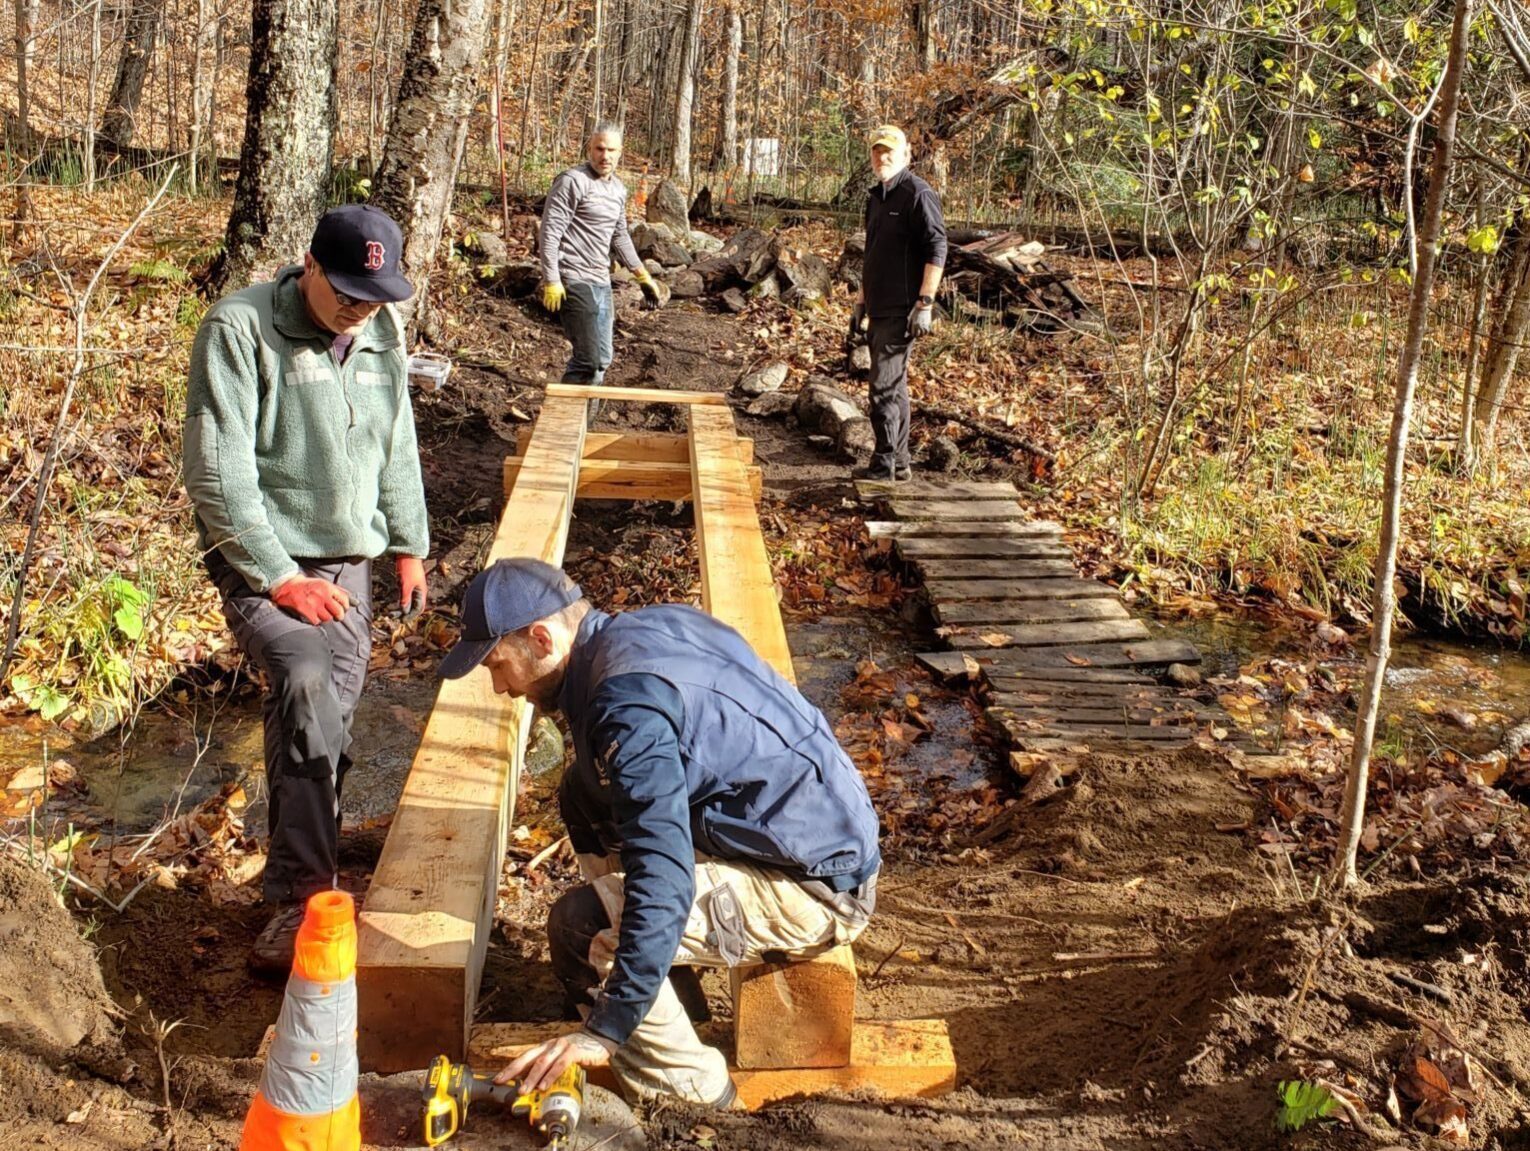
858;477;1228;753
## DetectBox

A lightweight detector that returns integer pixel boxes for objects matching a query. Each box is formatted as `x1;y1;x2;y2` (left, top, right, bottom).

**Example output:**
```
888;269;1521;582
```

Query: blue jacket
555;605;881;1045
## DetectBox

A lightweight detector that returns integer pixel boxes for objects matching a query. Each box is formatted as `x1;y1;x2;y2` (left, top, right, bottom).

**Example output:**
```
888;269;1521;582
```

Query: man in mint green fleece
183;205;429;974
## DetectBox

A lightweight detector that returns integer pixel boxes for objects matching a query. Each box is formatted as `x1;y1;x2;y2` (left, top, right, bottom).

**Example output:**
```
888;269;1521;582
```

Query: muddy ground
5;259;1530;1150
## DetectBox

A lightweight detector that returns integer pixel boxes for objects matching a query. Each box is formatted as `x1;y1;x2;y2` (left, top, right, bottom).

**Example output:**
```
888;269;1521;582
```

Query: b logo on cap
364;241;385;271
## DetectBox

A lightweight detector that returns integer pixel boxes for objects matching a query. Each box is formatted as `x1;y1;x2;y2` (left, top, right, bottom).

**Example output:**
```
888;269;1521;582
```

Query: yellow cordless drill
421;1055;585;1148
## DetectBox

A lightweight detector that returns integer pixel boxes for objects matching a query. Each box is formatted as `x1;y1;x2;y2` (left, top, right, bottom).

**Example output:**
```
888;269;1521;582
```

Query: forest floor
3;190;1530;1149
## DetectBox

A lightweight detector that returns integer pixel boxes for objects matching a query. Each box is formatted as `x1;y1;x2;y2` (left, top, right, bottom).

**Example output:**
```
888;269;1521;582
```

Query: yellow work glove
542;282;566;313
633;267;663;310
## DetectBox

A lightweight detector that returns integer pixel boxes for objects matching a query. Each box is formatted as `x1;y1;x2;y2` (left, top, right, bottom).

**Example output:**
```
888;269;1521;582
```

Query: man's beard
524;664;565;713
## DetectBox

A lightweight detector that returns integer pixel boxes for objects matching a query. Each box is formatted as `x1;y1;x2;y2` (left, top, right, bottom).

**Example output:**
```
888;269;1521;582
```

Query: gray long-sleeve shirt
539;163;643;286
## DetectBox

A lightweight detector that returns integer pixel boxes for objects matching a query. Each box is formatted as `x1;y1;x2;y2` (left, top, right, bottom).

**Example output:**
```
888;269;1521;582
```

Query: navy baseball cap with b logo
309;204;414;303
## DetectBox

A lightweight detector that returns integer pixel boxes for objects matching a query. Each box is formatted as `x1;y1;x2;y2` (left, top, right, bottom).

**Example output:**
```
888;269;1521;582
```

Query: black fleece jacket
862;167;948;319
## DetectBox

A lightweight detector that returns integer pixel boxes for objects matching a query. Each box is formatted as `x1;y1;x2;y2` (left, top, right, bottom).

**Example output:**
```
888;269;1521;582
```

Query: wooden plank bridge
355;385;953;1106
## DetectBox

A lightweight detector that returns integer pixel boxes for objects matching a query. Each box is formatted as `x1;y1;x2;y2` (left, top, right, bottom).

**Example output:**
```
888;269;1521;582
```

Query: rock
737;361;788;396
646;179;691;235
691;227;774;290
835;231;866;288
631;221;677;250
688;229;724;253
925;435;961;472
666;269;705;298
748;272;780;300
746;390;798;418
776;248;833;307
837;417;875;459
794;378;865;438
689;186;713;220
643;258;666;278
849;343;872;373
487;259;541;298
466;229;508;263
647;240;693;268
719;287;749;313
806;434;834;450
1165;663;1202;688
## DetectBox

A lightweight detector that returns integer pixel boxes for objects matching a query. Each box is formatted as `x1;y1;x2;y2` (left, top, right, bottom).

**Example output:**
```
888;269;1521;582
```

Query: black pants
867;316;913;471
207;553;373;904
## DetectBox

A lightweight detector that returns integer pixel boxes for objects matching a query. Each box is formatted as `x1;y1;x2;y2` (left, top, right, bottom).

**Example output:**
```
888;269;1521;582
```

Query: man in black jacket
850;124;947;482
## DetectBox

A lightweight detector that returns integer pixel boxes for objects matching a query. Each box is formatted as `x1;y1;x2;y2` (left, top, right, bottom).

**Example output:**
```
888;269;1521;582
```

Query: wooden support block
887;499;1024;521
866;520;1063;539
356;396;587;1074
515;428;754;465
546;382;726;405
894;536;1071;559
689;405;795;683
730;945;857;1070
469;1019;957;1110
936;598;1129;625
915;558;1079;579
946;618;1151;650
504;455;762;502
925;578;1116;601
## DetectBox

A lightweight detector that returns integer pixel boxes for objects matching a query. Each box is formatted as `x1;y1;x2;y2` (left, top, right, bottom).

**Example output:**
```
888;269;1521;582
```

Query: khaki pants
549;854;874;1103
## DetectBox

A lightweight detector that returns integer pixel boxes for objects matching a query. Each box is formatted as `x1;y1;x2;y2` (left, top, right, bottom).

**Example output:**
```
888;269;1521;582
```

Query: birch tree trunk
668;0;703;184
371;0;495;330
101;0;165;147
14;0;39;144
714;0;740;170
1333;0;1471;889
1470;219;1530;450
84;0;103;188
210;0;339;295
186;0;218;192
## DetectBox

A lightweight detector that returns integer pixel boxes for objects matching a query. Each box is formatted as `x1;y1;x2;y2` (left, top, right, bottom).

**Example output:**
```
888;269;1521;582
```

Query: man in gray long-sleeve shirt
540;124;662;399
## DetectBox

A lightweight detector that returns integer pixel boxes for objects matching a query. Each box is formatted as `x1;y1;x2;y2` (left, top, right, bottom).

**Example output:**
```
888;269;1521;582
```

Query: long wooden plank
936;598;1130;625
915;558;1079;579
469;1019;956;1110
689;405;795;683
866;520;1062;539
894;537;1071;559
515;428;755;464
975;665;1156;685
987;676;1177;699
989;711;1198;743
926;578;1116;601
546;382;726;405
856;479;1019;499
989;699;1211;724
357;395;588;1073
888;499;1024;520
975;639;1202;670
946;618;1151;649
504;455;762;502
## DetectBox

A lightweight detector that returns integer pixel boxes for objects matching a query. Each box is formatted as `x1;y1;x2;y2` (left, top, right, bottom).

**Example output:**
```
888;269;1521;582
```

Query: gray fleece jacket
182;266;429;593
539;163;643;285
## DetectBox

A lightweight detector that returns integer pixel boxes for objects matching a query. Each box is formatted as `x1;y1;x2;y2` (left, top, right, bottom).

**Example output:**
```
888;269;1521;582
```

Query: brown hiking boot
248;903;305;977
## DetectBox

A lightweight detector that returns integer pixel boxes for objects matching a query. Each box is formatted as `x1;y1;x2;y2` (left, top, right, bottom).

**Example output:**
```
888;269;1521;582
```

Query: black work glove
906;300;935;339
846;301;866;352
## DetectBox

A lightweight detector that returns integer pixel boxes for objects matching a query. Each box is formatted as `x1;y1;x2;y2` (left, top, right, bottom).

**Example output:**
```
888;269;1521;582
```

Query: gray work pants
560;280;614;385
548;854;875;1104
867;316;914;471
207;553;373;904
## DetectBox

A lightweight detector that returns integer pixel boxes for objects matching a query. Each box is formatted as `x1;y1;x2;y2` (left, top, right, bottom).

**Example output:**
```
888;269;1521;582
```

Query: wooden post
730;945;857;1069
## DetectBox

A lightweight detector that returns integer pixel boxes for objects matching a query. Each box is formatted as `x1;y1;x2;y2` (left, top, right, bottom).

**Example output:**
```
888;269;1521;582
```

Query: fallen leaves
1394;1027;1482;1146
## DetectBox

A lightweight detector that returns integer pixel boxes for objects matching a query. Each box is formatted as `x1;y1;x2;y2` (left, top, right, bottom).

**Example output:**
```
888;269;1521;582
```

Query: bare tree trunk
371;0;495;330
1334;0;1471;890
14;0;39;144
101;0;165;147
591;0;604;126
210;0;339;295
714;0;740;170
910;0;935;70
85;0;103;188
186;0;218;193
669;0;703;184
1470;219;1530;448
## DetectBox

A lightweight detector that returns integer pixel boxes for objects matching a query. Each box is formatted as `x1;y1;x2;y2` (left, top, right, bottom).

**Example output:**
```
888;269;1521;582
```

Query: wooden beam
688;405;795;682
975;638;1202;671
515;428;754;465
504;455;762;502
925;578;1117;601
356;396;587;1073
936;598;1129;625
945;618;1151;649
894;537;1071;559
866;520;1062;539
731;945;856;1069
856;479;1020;499
468;1019;957;1110
887;499;1024;520
546;382;727;405
915;558;1078;579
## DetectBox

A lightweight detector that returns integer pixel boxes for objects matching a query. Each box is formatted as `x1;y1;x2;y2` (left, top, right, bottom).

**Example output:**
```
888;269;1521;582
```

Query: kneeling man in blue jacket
439;558;881;1107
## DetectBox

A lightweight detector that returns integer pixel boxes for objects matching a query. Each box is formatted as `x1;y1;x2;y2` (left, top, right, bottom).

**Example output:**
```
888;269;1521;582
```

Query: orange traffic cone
240;891;361;1151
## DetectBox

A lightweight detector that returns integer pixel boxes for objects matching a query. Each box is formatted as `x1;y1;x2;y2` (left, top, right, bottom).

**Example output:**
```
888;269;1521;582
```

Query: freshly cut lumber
504;455;762;502
469;1019;957;1110
936;598;1130;625
516;428;754;464
855;479;1019;499
945;618;1151;649
358;395;588;1073
894;536;1070;559
866;520;1062;539
925;578;1116;601
546;382;726;405
689;405;795;682
887;499;1023;521
976;639;1201;670
914;558;1078;579
731;945;856;1069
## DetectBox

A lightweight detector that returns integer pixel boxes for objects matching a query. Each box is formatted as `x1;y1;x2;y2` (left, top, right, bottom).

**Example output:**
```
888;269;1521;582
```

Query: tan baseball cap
868;125;908;151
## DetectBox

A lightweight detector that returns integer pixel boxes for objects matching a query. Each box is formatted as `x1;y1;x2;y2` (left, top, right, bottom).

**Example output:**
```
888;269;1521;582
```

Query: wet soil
8;248;1530;1150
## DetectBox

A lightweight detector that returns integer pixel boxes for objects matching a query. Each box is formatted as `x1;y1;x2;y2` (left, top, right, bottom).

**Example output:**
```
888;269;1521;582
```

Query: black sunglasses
322;268;373;309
